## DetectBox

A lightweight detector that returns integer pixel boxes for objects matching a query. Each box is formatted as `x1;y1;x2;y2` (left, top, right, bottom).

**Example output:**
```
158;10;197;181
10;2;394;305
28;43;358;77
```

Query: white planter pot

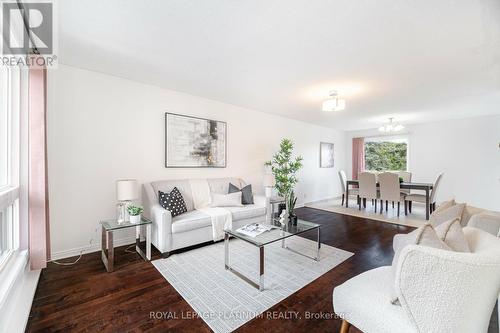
129;214;141;224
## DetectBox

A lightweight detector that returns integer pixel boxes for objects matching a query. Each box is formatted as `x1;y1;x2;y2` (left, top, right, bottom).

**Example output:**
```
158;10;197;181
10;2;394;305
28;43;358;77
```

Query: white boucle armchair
333;227;500;333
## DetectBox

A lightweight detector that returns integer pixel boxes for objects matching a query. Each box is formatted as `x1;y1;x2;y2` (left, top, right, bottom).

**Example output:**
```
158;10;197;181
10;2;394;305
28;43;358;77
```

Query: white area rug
153;237;353;333
306;197;428;228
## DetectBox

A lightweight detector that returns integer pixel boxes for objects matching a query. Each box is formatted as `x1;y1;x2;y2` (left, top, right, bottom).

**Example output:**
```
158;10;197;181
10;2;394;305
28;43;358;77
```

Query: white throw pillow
211;192;243;207
432;199;456;215
430;203;466;227
391;224;451;304
435;218;470;252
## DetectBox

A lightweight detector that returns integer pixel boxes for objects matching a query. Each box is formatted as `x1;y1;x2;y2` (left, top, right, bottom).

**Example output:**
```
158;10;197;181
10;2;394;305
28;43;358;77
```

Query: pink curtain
29;55;50;270
352;137;365;180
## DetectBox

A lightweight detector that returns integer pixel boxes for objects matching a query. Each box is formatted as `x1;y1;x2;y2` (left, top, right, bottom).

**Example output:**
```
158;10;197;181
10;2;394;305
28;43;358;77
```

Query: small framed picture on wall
320;142;334;168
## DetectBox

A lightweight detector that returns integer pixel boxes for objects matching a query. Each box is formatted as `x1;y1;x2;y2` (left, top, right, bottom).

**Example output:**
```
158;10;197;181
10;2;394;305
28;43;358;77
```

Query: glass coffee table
100;217;152;272
224;219;321;291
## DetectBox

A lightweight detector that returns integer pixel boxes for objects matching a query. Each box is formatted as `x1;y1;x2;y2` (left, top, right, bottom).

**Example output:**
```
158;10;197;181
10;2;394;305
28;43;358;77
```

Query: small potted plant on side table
127;205;144;224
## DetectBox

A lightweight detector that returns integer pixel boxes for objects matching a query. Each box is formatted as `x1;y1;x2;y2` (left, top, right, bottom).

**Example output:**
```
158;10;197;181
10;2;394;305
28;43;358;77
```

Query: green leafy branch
265;138;303;203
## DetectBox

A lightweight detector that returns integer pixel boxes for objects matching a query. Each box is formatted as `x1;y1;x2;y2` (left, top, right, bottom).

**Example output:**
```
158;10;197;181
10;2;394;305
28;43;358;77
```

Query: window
364;135;408;171
0;66;20;267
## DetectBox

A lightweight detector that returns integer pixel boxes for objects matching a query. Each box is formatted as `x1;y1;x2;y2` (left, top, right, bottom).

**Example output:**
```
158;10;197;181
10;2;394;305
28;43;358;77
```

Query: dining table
346;180;434;220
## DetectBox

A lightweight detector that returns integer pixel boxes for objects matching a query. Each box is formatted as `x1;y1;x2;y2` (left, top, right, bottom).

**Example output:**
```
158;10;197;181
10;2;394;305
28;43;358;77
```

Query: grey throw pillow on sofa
228;183;254;205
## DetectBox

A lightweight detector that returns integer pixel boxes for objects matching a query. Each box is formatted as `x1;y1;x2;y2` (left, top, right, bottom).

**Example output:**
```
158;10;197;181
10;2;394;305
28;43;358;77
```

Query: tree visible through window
364;137;408;171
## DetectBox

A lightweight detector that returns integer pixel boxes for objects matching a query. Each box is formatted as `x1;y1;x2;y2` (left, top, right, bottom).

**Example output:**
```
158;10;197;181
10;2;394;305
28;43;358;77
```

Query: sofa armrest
467;213;500;237
254;195;270;223
150;204;173;253
253;194;269;208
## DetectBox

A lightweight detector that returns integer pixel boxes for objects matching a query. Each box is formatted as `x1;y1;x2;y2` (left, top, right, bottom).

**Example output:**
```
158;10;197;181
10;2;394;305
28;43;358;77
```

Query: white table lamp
116;179;138;222
263;174;275;198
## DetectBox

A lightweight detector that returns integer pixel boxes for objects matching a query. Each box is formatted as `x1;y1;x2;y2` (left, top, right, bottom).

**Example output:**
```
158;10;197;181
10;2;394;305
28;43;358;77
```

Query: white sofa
142;177;269;257
333;227;500;333
461;205;500;234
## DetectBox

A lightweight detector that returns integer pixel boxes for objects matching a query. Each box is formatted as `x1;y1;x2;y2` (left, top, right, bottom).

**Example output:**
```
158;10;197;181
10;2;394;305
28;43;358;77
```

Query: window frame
0;66;21;270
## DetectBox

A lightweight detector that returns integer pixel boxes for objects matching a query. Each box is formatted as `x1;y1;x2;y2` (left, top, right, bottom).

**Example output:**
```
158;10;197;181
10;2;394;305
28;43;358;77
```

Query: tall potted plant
265;138;303;224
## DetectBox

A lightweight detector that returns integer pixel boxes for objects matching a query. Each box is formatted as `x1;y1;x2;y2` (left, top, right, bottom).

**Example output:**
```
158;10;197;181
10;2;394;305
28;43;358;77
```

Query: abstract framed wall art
165;113;227;168
320;142;334;168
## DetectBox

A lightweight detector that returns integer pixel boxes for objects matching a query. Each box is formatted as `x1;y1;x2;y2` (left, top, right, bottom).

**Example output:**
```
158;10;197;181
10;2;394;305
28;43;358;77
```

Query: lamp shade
263;174;275;187
116;179;138;201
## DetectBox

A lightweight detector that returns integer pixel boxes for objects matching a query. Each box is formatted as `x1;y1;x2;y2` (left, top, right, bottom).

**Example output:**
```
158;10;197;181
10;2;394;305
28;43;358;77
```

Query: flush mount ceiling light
379;117;405;132
322;90;346;112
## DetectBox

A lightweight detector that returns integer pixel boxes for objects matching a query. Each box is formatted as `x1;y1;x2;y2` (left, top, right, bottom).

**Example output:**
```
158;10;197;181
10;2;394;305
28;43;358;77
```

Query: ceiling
58;0;500;131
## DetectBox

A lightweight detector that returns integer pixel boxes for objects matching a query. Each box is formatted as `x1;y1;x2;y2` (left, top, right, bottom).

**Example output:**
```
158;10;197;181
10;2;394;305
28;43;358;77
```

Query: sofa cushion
433;199;456;215
171;210;212;234
429;203;466;226
207;177;244;194
228;183;254;205
225;205;266;221
461;205;487;226
210;192;243;207
468;213;500;237
151;179;194;212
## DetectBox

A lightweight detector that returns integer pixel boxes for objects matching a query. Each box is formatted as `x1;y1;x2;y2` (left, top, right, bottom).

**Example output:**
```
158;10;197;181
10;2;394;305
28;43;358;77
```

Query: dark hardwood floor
26;207;498;332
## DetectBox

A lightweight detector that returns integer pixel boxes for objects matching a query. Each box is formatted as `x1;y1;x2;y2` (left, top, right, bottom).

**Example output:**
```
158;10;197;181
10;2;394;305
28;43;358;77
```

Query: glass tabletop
100;217;152;231
225;219;320;246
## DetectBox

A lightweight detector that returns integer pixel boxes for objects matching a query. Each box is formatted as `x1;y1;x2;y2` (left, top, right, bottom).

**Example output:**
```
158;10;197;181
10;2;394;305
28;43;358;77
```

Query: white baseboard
303;196;342;206
51;236;136;260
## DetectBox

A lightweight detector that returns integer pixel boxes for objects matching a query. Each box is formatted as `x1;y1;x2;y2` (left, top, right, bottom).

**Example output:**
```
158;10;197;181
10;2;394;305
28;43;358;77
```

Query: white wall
48;65;346;259
346;115;500;210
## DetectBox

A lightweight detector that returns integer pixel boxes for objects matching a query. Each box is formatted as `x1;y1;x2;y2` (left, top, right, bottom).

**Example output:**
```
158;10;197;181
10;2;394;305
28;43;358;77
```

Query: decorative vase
289;214;298;226
277;203;286;218
129;214;141;224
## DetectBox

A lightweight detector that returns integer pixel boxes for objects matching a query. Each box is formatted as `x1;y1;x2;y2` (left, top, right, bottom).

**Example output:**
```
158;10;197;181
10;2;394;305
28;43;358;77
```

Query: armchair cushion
333;266;417;333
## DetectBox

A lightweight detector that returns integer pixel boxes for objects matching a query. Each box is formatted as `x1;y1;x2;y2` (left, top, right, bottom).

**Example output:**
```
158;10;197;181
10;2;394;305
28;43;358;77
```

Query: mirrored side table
100;217;152;272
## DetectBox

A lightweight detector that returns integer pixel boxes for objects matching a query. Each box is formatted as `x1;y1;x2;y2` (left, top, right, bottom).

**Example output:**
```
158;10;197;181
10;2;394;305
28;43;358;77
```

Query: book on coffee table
236;223;279;238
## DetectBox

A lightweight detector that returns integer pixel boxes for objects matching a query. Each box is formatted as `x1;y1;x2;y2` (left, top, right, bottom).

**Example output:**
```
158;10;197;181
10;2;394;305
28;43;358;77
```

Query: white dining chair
358;172;379;212
398;171;412;195
339;170;358;206
378;172;406;217
405;173;443;215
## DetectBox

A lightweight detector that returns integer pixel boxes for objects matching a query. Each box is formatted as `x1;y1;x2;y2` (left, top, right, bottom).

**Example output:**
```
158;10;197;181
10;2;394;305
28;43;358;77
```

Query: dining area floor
305;197;428;228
